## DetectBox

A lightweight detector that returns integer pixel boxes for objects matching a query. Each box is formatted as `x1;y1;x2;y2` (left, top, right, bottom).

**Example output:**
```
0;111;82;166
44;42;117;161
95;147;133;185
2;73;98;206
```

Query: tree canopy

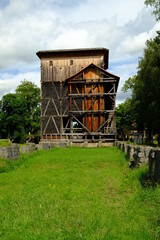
145;0;160;21
0;80;40;143
122;32;160;144
116;98;136;140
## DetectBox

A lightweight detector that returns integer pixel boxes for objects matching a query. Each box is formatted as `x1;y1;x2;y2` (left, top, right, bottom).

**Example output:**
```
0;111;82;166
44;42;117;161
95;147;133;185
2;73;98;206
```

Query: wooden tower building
36;48;120;144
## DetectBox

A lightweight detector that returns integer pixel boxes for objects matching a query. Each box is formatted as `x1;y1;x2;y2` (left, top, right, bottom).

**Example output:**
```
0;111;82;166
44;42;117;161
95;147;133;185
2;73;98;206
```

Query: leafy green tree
0;93;27;142
15;80;41;136
116;98;136;140
123;32;160;145
0;80;40;143
145;0;160;21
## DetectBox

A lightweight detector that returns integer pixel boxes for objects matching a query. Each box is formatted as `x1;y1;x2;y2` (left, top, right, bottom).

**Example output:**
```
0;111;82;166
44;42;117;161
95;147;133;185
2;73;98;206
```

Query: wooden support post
60;81;63;139
92;135;94;142
84;81;86;127
91;82;93;132
98;79;101;131
70;116;73;140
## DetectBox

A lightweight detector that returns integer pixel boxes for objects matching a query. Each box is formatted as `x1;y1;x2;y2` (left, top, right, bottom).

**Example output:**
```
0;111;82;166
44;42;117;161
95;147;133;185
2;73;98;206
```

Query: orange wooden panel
77;67;106;132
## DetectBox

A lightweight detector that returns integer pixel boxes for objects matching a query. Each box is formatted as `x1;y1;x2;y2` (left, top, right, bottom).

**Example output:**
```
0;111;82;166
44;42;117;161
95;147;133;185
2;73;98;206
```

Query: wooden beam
69;110;115;114
98;80;101;130
69;77;117;81
70;113;91;134
43;116;51;134
60;81;63;135
63;104;69;116
91;83;93;132
52;98;60;115
68;93;116;98
62;86;68;99
84;82;86;127
95;118;109;133
43;99;50;116
74;83;80;95
52;116;60;134
51;81;60;99
73;99;81;112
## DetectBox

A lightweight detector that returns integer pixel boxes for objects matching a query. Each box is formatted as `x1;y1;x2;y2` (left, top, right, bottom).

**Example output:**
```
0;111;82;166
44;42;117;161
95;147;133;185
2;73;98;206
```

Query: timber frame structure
36;48;120;144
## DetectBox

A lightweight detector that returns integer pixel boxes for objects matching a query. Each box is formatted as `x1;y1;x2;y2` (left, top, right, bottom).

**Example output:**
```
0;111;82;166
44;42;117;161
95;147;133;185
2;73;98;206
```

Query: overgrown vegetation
0;147;160;239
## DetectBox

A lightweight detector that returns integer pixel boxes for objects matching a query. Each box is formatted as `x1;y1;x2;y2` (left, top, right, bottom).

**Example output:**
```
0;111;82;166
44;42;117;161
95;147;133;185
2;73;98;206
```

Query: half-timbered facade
36;48;119;143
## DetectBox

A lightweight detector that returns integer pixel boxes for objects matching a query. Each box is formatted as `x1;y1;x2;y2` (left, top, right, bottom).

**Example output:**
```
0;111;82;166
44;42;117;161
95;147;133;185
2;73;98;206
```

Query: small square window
70;59;73;65
50;61;53;66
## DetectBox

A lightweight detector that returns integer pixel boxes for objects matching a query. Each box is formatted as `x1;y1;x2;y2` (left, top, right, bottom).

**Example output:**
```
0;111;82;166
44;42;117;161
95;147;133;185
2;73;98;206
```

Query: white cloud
0;0;158;104
65;0;145;25
110;61;138;105
47;28;90;49
0;71;40;99
119;32;148;55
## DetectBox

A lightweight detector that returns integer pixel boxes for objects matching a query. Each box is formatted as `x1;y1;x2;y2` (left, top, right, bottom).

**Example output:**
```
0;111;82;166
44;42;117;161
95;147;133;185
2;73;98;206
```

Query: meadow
0;147;160;239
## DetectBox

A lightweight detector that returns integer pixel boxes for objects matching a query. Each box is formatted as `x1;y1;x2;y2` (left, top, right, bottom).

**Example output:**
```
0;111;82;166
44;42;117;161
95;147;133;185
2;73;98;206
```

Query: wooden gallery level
36;48;120;143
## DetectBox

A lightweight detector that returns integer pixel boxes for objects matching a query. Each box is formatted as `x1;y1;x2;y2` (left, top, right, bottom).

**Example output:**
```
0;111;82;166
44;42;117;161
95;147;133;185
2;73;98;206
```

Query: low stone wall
37;142;55;150
115;141;153;166
21;142;56;152
21;143;38;153
148;149;160;183
0;144;20;160
115;141;160;183
0;142;55;160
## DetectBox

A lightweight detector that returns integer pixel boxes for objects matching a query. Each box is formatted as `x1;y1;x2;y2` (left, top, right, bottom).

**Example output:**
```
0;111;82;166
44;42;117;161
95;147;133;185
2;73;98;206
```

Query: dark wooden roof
36;48;109;69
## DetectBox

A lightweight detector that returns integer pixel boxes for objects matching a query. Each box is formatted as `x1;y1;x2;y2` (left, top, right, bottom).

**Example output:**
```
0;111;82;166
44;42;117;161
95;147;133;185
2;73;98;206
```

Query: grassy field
0;147;160;240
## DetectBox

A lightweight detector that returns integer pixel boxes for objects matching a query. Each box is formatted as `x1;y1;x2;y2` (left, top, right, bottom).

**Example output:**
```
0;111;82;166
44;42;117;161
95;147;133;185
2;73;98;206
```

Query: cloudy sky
0;0;159;104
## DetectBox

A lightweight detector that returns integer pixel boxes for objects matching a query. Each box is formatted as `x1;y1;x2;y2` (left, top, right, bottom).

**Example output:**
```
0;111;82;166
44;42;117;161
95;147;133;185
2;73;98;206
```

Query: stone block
21;143;37;153
0;144;20;160
149;149;160;183
37;142;54;150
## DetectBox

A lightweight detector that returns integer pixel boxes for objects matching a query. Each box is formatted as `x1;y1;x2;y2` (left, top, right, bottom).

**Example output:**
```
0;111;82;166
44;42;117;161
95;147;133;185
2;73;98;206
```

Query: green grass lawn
0;147;160;240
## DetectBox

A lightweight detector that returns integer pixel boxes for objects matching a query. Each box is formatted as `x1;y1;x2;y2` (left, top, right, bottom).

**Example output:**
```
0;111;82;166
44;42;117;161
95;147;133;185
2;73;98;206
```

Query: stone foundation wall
21;142;56;152
21;143;38;153
41;140;114;148
115;141;160;183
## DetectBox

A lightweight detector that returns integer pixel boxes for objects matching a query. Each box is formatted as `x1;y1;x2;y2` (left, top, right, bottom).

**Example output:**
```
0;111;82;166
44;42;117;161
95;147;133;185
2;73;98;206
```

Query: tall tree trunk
157;134;160;147
146;129;153;145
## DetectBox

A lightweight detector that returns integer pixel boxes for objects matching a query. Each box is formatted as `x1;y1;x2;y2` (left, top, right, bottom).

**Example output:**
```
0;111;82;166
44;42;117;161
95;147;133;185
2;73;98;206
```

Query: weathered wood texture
41;55;104;82
37;48;119;142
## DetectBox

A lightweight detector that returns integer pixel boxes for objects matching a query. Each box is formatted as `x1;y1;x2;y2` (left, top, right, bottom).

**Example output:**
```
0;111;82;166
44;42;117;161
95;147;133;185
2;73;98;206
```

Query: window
70;59;73;65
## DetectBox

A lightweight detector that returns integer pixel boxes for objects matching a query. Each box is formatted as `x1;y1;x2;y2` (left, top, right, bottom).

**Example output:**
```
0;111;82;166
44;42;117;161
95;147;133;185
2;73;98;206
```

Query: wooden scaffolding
36;48;120;143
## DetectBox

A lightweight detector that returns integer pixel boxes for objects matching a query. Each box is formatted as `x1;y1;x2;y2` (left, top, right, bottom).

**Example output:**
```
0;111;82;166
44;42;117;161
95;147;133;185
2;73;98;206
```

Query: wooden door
82;67;105;132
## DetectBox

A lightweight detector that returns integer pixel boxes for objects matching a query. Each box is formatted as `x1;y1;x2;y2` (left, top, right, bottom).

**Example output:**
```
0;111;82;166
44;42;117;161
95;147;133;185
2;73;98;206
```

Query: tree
0;80;41;143
15;80;41;136
116;98;136;140
145;0;160;21
123;32;160;145
0;93;28;142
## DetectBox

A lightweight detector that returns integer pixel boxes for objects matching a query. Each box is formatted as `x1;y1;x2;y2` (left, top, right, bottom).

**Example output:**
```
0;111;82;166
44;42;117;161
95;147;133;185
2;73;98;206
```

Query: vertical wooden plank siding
41;55;104;82
37;49;119;142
